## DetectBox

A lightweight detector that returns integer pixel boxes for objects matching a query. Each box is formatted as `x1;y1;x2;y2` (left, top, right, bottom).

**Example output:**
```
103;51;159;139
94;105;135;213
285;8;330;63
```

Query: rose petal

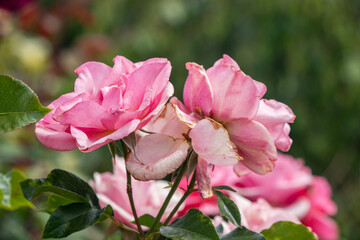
54;101;107;129
196;157;213;198
189;118;242;166
184;62;213;116
126;134;189;181
144;103;191;138
74;61;112;96
71;119;140;152
206;56;260;121
35;123;77;151
254;99;295;152
226;119;277;174
124;59;171;111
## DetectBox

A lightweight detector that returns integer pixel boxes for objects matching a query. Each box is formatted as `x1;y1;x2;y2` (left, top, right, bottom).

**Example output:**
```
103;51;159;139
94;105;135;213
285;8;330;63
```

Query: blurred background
0;0;359;239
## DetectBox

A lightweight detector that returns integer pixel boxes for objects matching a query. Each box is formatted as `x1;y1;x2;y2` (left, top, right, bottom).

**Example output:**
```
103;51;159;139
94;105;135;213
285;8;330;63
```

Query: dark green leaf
261;221;317;240
221;227;265;240
131;214;162;229
20;169;100;208
0;169;34;210
0;75;51;133
212;186;236;192
43;203;112;238
213;190;241;228
160;208;220;240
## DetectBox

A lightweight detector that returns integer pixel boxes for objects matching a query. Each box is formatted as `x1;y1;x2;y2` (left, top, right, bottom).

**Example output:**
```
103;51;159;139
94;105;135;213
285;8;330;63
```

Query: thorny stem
146;160;188;236
163;170;197;226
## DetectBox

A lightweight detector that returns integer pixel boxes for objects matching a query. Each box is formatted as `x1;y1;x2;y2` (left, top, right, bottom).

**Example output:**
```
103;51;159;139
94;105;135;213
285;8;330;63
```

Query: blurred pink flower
36;56;173;152
213;195;300;234
90;156;183;229
173;54;295;197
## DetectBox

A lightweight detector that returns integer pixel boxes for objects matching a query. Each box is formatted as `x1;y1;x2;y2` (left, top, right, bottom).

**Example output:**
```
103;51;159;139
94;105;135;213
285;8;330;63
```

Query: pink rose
175;54;294;197
90;156;183;229
36;56;173;152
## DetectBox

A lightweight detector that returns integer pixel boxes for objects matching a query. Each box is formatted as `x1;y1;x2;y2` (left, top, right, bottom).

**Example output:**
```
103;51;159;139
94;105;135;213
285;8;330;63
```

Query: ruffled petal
126;133;189;181
184;62;213;116
226;119;277;174
254;99;295;152
74;61;112;96
206;56;260;121
124;58;171;111
189;118;242;166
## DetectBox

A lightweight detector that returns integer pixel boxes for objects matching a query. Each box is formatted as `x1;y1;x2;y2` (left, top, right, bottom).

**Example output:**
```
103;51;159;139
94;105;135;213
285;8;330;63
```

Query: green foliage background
0;0;359;239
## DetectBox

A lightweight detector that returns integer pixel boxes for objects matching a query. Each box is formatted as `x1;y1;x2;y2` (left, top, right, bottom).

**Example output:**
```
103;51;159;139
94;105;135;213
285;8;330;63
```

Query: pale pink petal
184;62;213;116
74;61;112;96
170;97;191;114
124;59;171;110
71;119;140;152
196;157;213;198
100;56;136;89
254;99;295;152
189;118;242;166
206;58;260;121
226;119;277;174
274;123;293;151
126;134;189;180
35;123;77;151
253;80;267;98
144;103;191;138
54;101;107;129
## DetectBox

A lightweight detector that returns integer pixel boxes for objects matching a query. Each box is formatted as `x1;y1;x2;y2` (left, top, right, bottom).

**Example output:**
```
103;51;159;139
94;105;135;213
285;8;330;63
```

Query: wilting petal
35;123;77;151
254;99;295;152
184;62;213;116
189;118;242;166
125;59;171;110
74;61;112;96
196;157;213;198
226;119;277;174
126;134;189;181
206;57;260;121
144;103;191;138
71;119;140;152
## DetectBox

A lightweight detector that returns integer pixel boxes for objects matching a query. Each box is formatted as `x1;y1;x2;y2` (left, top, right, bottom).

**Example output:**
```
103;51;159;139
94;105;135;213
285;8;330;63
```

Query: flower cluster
35;55;338;239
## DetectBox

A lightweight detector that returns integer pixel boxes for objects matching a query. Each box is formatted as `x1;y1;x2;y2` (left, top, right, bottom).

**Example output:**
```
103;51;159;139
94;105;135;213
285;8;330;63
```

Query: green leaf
20;169;100;208
0;169;34;210
212;186;236;192
0;75;51;133
160;209;220;240
221;227;265;240
40;195;74;214
261;221;317;240
131;214;162;229
213;190;241;228
43;203;112;239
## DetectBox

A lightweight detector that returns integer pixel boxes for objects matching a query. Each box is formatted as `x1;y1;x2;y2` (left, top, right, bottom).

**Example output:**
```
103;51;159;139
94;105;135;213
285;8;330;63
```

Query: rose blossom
36;56;173;152
90;156;183;229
